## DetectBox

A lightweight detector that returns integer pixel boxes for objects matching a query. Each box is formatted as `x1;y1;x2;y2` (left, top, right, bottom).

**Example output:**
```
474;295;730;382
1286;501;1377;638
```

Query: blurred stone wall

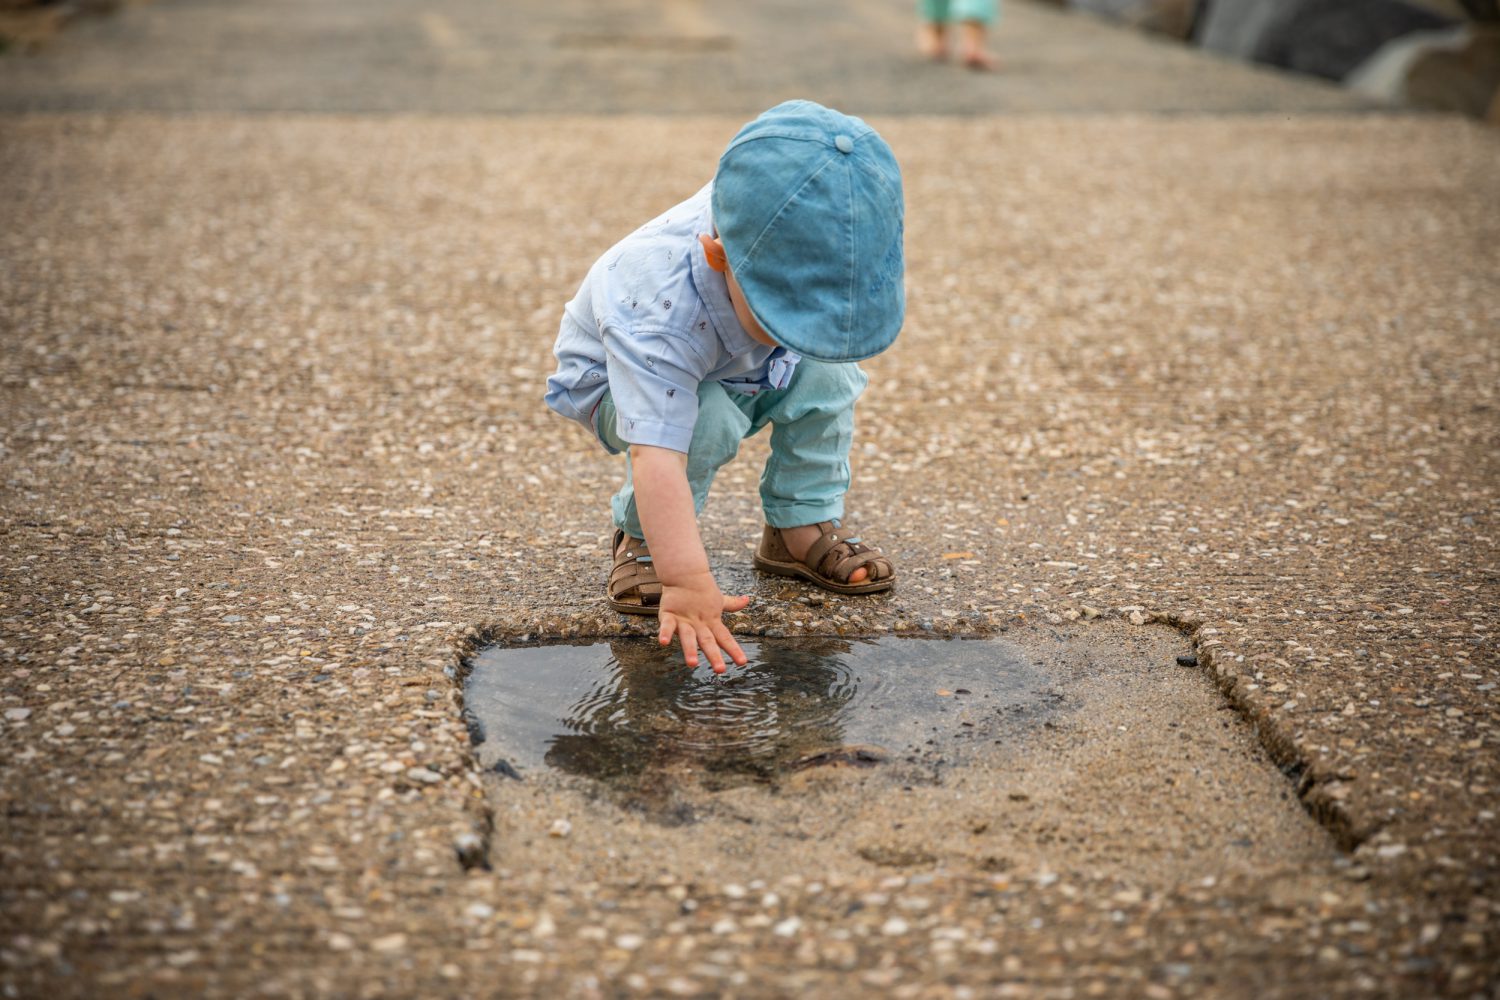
1045;0;1500;120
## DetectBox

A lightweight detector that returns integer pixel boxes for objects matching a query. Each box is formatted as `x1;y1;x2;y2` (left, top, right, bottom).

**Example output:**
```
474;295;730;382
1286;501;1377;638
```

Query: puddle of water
465;637;1049;788
466;628;1341;889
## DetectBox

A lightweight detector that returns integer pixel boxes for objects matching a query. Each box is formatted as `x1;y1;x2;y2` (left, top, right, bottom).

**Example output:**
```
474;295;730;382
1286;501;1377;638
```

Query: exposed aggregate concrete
1;113;1497;996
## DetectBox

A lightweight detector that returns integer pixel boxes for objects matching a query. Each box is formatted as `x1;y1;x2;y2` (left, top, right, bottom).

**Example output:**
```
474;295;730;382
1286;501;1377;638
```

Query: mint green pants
919;0;998;23
597;359;868;539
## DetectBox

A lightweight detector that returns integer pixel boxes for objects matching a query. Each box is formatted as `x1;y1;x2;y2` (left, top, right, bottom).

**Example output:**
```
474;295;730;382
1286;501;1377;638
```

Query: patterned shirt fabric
545;183;800;455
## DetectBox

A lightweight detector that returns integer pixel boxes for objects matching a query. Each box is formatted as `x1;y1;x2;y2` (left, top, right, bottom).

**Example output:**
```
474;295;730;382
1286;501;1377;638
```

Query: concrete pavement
1;1;1497;997
0;0;1378;114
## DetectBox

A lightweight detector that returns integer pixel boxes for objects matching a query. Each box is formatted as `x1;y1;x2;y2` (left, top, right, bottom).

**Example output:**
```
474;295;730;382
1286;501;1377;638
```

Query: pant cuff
761;499;845;530
611;496;644;540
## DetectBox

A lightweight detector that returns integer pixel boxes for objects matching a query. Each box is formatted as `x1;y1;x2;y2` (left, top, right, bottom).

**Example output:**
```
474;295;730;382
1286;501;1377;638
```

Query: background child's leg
916;0;951;59
952;0;998;68
603;384;751;539
952;0;997;24
743;360;869;530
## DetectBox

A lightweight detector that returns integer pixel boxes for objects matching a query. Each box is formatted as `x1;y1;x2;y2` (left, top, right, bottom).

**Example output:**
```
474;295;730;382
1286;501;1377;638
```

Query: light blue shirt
545;183;800;455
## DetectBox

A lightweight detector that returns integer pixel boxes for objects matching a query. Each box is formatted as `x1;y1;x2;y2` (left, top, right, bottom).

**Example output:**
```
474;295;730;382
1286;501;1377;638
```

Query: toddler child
545;100;904;674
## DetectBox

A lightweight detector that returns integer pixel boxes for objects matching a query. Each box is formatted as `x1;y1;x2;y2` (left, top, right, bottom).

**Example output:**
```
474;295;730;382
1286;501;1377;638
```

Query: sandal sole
606;597;660;617
752;553;896;595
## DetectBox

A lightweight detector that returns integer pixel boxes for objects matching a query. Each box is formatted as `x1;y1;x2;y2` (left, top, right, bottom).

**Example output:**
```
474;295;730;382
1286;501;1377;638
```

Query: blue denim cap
712;100;905;364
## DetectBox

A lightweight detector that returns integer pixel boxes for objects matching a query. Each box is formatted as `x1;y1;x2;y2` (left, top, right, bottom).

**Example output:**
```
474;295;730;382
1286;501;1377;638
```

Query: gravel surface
1;111;1496;996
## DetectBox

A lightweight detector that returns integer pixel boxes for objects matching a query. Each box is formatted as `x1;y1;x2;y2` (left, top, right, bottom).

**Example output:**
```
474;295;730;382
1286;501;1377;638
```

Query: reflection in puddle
465;637;1048;791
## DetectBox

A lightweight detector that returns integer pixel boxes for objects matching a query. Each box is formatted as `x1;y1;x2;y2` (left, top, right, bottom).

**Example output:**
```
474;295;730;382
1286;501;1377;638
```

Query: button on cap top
834;134;854;154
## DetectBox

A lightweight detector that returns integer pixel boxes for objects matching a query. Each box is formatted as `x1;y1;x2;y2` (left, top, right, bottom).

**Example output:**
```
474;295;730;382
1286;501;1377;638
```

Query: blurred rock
453;832;487;871
1349;25;1500;118
1199;0;1457;79
1048;0;1496;118
0;0;129;53
1069;0;1202;38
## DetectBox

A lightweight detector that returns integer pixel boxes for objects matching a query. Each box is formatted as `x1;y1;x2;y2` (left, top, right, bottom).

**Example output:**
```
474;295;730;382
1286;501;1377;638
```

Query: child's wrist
658;566;716;588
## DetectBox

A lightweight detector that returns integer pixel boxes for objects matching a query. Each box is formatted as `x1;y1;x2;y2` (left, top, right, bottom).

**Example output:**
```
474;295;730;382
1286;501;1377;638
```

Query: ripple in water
466;636;1046;787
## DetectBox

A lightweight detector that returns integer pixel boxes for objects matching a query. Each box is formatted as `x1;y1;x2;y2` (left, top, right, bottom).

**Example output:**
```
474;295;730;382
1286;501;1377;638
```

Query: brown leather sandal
753;520;896;595
607;529;661;615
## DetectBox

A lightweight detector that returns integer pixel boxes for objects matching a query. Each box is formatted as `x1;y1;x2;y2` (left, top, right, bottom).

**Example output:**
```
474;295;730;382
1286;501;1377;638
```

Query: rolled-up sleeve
602;324;709;454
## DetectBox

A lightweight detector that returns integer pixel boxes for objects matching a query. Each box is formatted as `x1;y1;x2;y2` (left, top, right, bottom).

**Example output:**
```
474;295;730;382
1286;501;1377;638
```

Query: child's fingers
722;594;751;613
679;626;701;669
658;613;676;646
713;623;748;667
698;631;728;675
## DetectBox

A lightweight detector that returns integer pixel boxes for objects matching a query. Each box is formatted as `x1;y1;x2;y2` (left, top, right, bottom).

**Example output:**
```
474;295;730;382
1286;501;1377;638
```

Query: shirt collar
690;192;760;358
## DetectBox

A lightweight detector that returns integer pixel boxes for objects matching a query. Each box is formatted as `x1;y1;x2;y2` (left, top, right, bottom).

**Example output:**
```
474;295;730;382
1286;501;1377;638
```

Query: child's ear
699;234;728;273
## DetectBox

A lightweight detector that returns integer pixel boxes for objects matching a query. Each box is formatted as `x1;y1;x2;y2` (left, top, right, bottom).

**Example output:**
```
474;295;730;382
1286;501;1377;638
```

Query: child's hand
626;444;748;673
657;570;750;674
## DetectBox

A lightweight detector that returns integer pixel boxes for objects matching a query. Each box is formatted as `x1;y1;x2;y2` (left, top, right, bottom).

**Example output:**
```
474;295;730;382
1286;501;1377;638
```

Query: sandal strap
609;530;661;606
826;549;891;584
610;568;662;604
612;528;650;564
805;522;889;585
804;522;851;571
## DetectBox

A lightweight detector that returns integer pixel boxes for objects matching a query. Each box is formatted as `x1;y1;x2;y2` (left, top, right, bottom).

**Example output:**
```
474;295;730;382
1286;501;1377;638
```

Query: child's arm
630;444;750;674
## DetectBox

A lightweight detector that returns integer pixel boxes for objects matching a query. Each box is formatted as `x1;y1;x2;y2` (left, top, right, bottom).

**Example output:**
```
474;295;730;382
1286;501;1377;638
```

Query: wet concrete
476;624;1340;889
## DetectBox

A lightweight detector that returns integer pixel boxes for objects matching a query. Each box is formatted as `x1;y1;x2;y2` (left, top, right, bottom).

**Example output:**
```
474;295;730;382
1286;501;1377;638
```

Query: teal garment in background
596;359;869;537
919;0;999;23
